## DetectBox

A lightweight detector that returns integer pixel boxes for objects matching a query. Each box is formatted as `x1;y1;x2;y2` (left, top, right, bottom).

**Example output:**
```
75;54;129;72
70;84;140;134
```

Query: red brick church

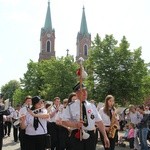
39;0;91;61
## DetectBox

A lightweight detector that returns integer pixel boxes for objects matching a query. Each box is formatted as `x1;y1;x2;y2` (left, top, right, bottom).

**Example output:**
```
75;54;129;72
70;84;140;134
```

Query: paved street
2;131;130;150
3;135;20;150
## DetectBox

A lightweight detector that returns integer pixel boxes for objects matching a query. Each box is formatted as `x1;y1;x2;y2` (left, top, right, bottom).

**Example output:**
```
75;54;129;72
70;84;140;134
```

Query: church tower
76;7;91;60
39;1;55;61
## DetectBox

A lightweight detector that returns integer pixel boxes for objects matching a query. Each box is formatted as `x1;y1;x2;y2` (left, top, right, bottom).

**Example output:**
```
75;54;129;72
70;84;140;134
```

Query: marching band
0;91;150;150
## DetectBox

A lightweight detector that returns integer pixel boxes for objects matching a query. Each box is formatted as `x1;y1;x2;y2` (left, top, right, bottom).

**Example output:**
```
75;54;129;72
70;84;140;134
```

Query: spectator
137;105;149;150
127;123;135;150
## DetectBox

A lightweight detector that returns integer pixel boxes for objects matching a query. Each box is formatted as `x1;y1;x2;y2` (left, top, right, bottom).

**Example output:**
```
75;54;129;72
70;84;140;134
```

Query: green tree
21;56;78;101
41;56;78;100
1;80;20;105
20;60;44;96
142;66;150;100
86;34;148;105
13;88;26;106
85;34;101;100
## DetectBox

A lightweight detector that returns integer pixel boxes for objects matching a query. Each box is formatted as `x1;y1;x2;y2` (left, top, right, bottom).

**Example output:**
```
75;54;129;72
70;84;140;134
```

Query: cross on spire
66;49;69;56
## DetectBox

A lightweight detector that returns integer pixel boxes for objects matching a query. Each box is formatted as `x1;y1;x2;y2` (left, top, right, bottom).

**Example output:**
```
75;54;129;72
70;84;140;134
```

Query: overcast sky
0;0;150;89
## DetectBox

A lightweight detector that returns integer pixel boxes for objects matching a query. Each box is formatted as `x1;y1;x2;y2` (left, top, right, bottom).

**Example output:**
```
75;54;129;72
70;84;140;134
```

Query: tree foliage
142;67;150;100
86;34;148;105
1;80;20;104
13;88;26;106
20;56;78;101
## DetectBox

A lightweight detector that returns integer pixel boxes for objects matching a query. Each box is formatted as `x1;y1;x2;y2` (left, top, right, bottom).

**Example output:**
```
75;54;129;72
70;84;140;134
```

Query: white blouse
25;108;48;135
49;105;59;122
99;107;111;126
129;111;142;125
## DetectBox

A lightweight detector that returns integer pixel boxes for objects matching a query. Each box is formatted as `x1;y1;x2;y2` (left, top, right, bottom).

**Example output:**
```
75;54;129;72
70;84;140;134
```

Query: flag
76;66;87;79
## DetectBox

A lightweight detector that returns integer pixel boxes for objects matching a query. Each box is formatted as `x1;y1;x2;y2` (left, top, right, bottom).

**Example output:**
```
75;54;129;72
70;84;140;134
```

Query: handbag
38;120;51;148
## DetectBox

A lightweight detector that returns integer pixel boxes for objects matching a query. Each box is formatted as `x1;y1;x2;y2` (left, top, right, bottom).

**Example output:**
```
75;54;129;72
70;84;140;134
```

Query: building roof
80;6;88;35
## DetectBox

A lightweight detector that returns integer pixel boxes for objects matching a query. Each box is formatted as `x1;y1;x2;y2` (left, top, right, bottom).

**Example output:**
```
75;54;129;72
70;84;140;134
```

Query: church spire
44;0;52;31
76;6;91;61
39;0;55;61
80;6;88;35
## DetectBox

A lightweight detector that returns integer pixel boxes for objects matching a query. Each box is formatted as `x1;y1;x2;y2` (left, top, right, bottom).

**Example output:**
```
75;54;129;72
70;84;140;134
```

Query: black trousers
4;121;11;136
0;116;4;150
13;125;19;142
19;129;26;150
69;129;97;150
0;138;2;150
47;122;59;150
129;137;134;149
58;126;71;150
25;134;46;150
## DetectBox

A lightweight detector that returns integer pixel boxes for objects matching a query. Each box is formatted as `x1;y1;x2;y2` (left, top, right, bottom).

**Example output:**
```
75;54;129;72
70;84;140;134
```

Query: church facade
39;1;91;61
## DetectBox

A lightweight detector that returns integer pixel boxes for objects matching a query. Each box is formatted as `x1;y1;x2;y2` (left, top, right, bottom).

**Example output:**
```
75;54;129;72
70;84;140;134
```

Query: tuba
108;112;118;138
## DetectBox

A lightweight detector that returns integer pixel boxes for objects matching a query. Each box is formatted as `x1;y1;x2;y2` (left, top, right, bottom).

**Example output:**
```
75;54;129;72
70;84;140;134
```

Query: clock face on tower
47;33;50;37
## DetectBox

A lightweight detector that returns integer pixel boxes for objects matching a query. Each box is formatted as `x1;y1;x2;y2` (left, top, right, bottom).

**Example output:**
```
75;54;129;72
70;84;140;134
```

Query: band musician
99;95;119;150
19;95;32;150
62;82;110;150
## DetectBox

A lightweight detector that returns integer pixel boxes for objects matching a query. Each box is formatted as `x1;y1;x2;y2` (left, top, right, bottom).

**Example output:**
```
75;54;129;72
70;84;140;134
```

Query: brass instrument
46;105;53;113
108;112;118;138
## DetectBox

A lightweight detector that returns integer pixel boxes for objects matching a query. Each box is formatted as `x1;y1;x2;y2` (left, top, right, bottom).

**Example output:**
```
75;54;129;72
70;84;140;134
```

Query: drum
13;119;20;128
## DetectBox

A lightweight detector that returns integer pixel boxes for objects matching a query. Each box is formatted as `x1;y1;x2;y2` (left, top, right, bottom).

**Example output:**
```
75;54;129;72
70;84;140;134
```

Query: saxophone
108;112;118;138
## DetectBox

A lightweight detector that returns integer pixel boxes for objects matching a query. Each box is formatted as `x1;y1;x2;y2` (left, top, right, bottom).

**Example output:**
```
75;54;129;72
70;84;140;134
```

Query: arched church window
47;41;51;52
84;45;88;56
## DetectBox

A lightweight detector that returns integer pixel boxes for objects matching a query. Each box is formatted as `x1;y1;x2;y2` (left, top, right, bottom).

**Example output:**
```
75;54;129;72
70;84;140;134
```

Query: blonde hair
129;122;135;129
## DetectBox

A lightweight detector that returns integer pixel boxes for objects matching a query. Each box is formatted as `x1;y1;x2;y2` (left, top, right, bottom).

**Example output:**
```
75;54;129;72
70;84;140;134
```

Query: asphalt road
2;131;130;150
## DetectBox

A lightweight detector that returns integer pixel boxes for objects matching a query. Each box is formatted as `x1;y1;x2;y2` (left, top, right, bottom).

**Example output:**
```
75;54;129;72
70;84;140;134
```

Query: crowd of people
0;82;150;150
118;104;150;150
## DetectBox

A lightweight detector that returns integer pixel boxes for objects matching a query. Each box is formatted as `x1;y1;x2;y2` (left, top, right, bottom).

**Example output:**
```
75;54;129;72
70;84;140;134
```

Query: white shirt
129;111;141;125
9;106;15;114
145;110;150;114
99;107;111;126
55;105;65;121
62;100;102;131
12;110;19;120
49;105;59;122
25;108;48;135
19;105;29;117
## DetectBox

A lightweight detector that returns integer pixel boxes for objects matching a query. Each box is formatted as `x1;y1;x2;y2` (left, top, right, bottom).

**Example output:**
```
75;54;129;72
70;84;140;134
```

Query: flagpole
77;57;88;141
79;58;83;141
77;57;86;141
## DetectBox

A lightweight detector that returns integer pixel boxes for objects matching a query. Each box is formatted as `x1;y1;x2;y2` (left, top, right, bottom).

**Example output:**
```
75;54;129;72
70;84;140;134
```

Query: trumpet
13;106;45;127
